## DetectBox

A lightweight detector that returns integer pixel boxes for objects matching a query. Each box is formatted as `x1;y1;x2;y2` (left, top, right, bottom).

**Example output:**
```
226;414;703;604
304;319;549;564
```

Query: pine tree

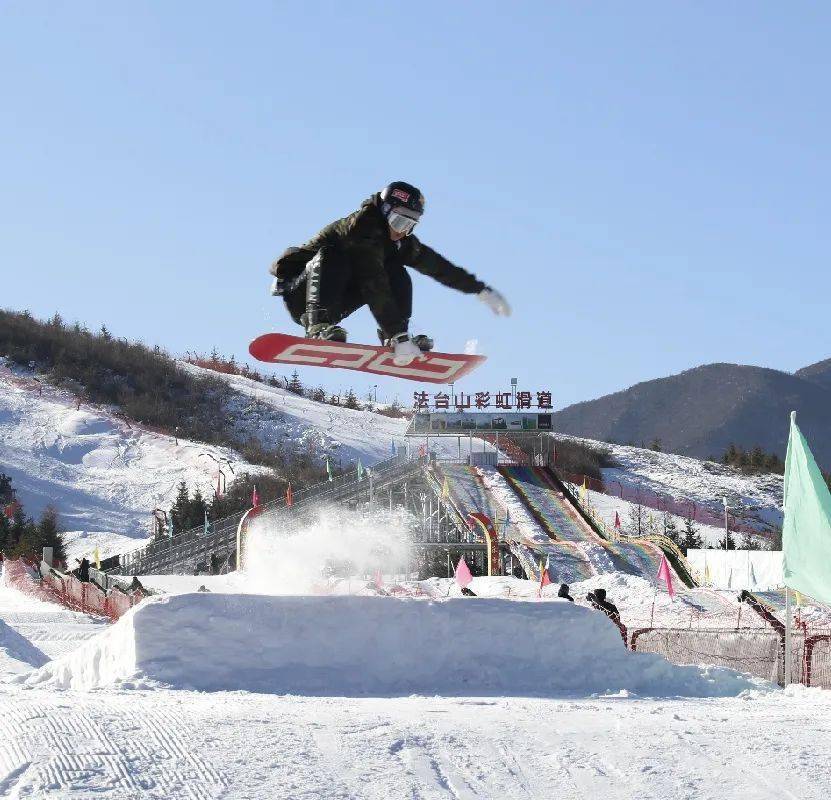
286;370;304;395
311;386;327;403
680;516;702;555
343;388;359;409
170;481;190;532
10;507;64;564
8;505;29;554
718;530;737;550
0;512;9;556
627;502;645;537
768;526;782;550
0;473;13;504
189;488;207;531
739;532;762;551
35;506;67;563
649;438;663;452
662;511;680;545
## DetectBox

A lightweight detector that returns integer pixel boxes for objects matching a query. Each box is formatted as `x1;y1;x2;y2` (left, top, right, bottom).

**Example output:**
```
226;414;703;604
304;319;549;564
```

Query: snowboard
249;333;486;384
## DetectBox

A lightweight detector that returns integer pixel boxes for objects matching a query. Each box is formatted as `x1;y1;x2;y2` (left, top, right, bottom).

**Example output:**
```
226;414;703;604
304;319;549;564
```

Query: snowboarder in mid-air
269;181;511;365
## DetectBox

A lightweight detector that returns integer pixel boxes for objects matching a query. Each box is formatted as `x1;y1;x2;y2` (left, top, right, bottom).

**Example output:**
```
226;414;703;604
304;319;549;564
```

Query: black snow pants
283;246;412;335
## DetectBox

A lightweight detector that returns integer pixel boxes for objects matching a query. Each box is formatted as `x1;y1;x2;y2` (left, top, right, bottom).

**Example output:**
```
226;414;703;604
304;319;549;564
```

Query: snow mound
27;593;766;697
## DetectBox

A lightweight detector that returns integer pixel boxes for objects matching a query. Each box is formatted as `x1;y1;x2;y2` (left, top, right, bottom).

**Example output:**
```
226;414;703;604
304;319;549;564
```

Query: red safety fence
558;470;768;539
2;559;147;621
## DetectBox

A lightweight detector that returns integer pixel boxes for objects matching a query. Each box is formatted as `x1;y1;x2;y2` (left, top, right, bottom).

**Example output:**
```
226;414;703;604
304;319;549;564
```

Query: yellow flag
704;562;711;584
93;547;101;569
795;590;803;608
441;478;450;500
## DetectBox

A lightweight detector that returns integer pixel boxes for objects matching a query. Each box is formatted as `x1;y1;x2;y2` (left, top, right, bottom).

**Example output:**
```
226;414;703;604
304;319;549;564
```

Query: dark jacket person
587;588;620;621
270;181;510;365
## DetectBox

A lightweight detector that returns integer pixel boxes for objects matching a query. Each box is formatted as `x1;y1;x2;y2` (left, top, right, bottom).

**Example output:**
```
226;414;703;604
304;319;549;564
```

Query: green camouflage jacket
270;194;487;335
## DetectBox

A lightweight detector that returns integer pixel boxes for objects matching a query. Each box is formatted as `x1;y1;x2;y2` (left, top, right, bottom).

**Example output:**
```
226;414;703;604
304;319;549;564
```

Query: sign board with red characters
412;389;552;411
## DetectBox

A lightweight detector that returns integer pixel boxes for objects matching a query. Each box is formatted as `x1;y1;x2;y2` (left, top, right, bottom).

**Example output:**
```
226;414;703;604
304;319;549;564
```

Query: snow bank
28;593;765;697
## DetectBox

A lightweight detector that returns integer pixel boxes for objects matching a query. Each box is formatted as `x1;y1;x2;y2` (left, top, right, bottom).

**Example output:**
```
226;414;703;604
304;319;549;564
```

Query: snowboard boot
302;311;347;343
378;328;434;352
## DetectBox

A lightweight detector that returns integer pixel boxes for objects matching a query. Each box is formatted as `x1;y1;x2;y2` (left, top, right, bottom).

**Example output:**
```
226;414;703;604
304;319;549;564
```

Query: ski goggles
387;208;421;235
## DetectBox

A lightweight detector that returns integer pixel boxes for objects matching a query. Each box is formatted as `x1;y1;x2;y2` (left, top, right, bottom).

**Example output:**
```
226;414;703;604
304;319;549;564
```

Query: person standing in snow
269;181;511;365
558;583;574;602
76;557;90;583
587;588;619;621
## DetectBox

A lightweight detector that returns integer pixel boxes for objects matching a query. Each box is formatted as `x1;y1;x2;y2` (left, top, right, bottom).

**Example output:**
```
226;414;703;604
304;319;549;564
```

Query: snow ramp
434;463;593;582
26;593;761;697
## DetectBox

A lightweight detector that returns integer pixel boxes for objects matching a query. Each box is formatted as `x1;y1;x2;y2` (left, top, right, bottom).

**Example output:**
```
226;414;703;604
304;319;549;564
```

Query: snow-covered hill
179;361;411;466
1;356;785;567
553;435;783;544
0;364;267;561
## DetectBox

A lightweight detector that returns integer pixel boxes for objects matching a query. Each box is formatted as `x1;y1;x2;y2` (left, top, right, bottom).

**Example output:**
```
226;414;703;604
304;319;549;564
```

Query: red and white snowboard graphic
249;333;485;384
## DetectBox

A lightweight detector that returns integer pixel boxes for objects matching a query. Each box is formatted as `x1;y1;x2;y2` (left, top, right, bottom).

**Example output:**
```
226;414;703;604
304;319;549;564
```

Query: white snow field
4;567;831;798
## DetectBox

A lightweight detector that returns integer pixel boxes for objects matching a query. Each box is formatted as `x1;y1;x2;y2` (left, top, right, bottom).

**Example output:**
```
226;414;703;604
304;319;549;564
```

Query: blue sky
2;2;829;409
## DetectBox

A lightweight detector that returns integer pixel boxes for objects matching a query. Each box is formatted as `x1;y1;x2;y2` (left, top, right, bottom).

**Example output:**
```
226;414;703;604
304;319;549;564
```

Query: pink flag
455;556;472;589
252;486;260;508
538;556;551;597
614;511;621;529
656;555;675;599
374;569;383;589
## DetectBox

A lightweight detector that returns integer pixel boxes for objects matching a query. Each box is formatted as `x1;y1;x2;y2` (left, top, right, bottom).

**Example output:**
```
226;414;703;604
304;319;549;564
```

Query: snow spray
243;505;413;594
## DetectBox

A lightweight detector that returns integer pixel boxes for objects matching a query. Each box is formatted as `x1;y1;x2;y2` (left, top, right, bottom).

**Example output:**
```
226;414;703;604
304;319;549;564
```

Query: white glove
269;276;284;296
478;287;511;317
392;336;424;366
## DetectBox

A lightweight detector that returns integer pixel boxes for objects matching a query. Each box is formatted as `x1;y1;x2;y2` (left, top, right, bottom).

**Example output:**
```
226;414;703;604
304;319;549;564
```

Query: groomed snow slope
0;364;267;560
586;437;784;532
28;593;762;697
180;361;493;466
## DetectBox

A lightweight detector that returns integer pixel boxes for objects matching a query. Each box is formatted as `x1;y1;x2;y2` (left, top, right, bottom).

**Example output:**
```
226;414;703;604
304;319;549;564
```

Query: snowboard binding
377;328;434;352
302;310;347;343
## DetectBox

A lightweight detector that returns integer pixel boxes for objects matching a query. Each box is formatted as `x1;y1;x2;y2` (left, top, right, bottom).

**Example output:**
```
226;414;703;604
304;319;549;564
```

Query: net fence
630;626;831;687
630;628;780;682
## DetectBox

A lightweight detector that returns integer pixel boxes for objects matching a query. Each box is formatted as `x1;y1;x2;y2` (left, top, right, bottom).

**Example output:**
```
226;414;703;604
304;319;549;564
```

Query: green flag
357;460;364;480
783;411;831;603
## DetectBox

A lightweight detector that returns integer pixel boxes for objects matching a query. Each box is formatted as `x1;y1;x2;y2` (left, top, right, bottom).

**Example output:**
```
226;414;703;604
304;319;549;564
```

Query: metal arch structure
466;513;500;576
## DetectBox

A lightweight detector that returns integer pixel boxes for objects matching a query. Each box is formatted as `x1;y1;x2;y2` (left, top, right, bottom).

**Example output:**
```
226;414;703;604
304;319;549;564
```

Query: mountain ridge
552;360;831;468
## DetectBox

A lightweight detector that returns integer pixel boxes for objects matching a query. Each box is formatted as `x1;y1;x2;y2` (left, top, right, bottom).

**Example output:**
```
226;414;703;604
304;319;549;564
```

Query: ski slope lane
500;466;675;582
436;463;593;582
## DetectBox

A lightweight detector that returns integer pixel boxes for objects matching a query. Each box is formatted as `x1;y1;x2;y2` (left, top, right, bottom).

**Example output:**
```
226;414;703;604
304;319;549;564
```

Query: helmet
379;181;425;218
